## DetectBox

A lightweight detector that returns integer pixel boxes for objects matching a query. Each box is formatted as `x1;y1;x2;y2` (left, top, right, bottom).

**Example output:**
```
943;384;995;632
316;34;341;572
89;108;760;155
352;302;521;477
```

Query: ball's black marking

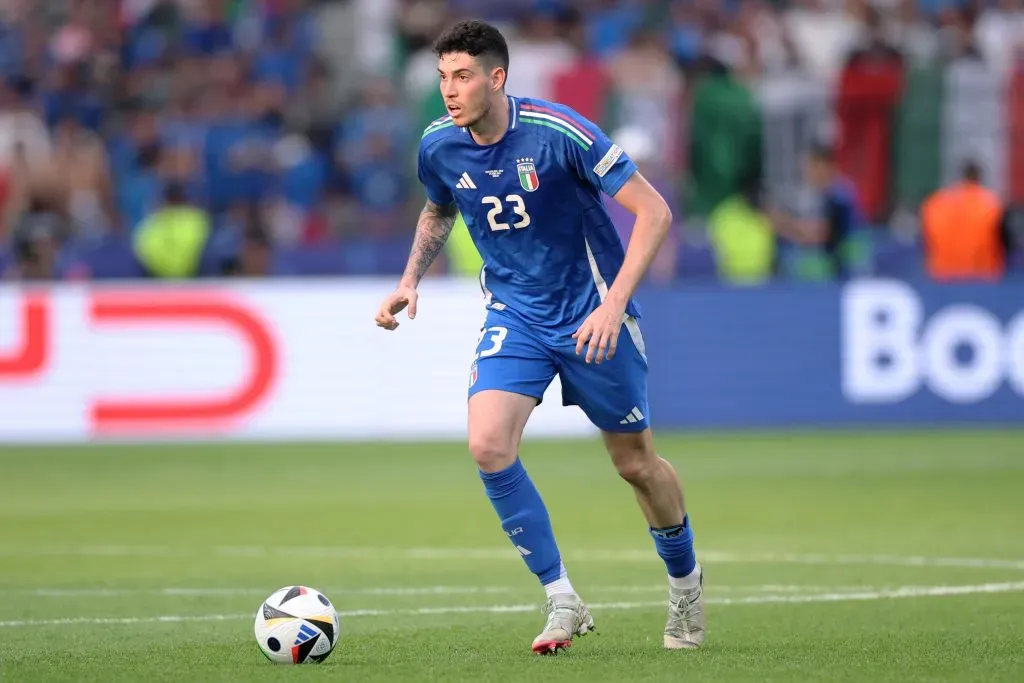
267;637;281;652
263;603;297;620
318;594;330;607
280;586;304;604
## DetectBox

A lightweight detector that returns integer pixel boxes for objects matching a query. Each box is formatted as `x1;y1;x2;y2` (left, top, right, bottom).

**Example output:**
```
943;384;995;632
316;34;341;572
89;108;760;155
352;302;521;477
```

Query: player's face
437;52;500;128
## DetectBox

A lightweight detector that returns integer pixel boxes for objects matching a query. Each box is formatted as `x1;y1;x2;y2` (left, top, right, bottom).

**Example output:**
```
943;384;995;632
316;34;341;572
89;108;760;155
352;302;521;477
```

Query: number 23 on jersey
482;195;531;232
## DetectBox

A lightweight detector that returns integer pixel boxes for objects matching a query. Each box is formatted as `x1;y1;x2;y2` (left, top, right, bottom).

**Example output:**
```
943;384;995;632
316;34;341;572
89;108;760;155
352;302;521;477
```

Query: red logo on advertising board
0;295;49;381
1;290;280;435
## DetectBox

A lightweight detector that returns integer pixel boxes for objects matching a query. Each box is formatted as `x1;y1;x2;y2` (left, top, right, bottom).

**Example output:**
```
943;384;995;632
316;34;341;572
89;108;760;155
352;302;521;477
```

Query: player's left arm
573;172;671;363
559;111;671;363
604;173;673;310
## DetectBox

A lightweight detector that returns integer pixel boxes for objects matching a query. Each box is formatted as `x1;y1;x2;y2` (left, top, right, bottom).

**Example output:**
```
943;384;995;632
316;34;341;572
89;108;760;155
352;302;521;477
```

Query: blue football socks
650;515;697;579
479;458;565;585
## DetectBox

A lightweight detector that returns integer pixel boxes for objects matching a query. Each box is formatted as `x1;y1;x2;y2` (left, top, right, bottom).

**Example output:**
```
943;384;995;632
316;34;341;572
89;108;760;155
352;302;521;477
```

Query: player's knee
606;433;657;486
468;434;517;473
614;454;655;487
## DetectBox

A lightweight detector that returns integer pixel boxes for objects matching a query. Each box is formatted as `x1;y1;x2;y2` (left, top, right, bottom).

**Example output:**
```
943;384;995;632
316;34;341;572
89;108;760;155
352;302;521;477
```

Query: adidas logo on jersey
455;172;477;190
619;407;645;425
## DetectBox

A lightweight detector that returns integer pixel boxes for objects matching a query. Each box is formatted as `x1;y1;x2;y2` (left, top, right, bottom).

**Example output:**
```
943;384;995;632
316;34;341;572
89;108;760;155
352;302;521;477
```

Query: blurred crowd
0;0;1021;283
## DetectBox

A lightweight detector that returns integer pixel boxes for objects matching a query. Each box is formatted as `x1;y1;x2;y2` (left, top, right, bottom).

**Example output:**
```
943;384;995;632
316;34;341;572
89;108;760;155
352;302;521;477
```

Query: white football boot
531;593;595;655
663;567;706;649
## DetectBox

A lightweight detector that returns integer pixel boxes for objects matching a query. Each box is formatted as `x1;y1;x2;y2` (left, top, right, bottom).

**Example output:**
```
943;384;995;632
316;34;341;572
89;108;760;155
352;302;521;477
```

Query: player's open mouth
447;105;462;117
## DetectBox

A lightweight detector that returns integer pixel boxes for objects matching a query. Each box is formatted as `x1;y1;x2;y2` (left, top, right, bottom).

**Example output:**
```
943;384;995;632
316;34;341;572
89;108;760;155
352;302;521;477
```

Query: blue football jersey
417;96;642;341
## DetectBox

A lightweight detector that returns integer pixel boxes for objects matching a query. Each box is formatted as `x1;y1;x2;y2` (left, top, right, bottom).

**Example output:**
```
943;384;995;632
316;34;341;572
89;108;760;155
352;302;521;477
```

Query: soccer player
374;19;704;655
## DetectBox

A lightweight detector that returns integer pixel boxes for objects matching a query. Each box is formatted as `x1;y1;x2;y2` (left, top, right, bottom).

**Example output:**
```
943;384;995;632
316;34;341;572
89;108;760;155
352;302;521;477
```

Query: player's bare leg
602;429;705;650
469;389;595;654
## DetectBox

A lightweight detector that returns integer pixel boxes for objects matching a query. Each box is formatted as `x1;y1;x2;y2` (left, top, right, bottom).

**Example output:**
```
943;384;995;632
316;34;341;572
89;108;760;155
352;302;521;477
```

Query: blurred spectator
921;160;1008;281
708;183;777;285
784;0;861;86
584;0;649;58
0;75;51;187
133;180;210;279
335;82;412;237
505;12;575;100
268;130;328;244
2;201;88;281
606;29;682;169
43;60;105;132
284;57;338;152
768;142;862;280
974;0;1024;77
686;43;763;219
1007;42;1024;205
891;0;941;68
549;8;611;123
230;224;277;277
833;3;904;222
666;0;704;68
43;111;117;238
0;0;1020;283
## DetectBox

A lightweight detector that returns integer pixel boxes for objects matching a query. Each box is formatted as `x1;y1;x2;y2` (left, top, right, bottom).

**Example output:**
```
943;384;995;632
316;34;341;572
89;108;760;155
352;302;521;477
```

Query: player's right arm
401;198;459;289
375;137;458;331
375;199;458;331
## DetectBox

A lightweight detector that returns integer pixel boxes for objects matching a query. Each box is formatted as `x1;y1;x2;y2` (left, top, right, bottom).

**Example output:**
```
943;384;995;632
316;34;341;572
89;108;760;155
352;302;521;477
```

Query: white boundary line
3;581;1024;629
7;586;515;598
3;546;1024;570
0;585;877;599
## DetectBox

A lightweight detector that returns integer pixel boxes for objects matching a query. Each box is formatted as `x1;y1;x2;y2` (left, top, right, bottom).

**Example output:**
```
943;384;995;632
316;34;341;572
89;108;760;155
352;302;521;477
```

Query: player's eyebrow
438;67;473;77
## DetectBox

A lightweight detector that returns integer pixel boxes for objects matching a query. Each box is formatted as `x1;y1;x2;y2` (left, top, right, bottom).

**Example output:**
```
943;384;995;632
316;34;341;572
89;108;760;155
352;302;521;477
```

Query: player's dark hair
433;20;510;85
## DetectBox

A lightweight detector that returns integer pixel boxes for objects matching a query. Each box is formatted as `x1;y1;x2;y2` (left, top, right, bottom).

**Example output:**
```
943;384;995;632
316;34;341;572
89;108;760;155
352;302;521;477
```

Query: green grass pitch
1;430;1022;682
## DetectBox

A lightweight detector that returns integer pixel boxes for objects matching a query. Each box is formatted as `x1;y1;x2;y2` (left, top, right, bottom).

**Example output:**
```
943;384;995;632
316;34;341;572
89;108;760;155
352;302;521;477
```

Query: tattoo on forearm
404;200;457;283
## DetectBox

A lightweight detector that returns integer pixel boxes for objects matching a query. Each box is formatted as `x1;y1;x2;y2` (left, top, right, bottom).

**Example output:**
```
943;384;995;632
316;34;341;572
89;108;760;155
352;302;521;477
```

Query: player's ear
490;66;506;93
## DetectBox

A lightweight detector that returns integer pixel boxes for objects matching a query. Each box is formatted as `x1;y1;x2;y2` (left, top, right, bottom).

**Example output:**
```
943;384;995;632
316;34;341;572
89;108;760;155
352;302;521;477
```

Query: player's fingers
575;325;591;356
407;293;418;320
586;330;602;364
388;297;407;315
606;328;620;360
594;328;612;364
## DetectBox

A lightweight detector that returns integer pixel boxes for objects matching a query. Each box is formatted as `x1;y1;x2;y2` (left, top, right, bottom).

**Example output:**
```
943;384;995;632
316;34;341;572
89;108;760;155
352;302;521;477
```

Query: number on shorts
475;326;508;359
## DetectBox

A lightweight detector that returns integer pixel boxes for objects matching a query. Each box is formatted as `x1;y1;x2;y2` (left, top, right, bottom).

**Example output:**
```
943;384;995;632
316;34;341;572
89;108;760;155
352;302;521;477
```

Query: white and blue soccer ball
254;586;341;664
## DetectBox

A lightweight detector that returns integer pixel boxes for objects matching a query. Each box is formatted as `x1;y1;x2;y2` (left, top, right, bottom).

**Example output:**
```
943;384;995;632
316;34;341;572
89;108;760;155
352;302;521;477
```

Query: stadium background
0;3;1022;681
0;0;1021;437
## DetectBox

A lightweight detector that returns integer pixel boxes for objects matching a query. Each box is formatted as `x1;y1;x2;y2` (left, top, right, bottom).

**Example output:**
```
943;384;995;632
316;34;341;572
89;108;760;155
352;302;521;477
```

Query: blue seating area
0;228;971;282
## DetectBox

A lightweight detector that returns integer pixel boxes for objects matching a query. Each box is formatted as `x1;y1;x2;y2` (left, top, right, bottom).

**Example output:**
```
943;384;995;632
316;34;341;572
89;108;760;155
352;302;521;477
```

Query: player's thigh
558;316;650;433
467;390;539;472
468;322;557;472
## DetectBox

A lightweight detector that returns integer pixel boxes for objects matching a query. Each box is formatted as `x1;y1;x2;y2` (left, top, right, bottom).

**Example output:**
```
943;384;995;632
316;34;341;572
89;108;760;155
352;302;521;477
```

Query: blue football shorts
467;308;651;432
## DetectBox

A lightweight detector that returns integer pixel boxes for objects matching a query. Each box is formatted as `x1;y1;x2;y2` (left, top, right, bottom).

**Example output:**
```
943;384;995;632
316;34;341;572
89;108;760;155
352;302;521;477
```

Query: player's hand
375;285;418;331
573;299;627;364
